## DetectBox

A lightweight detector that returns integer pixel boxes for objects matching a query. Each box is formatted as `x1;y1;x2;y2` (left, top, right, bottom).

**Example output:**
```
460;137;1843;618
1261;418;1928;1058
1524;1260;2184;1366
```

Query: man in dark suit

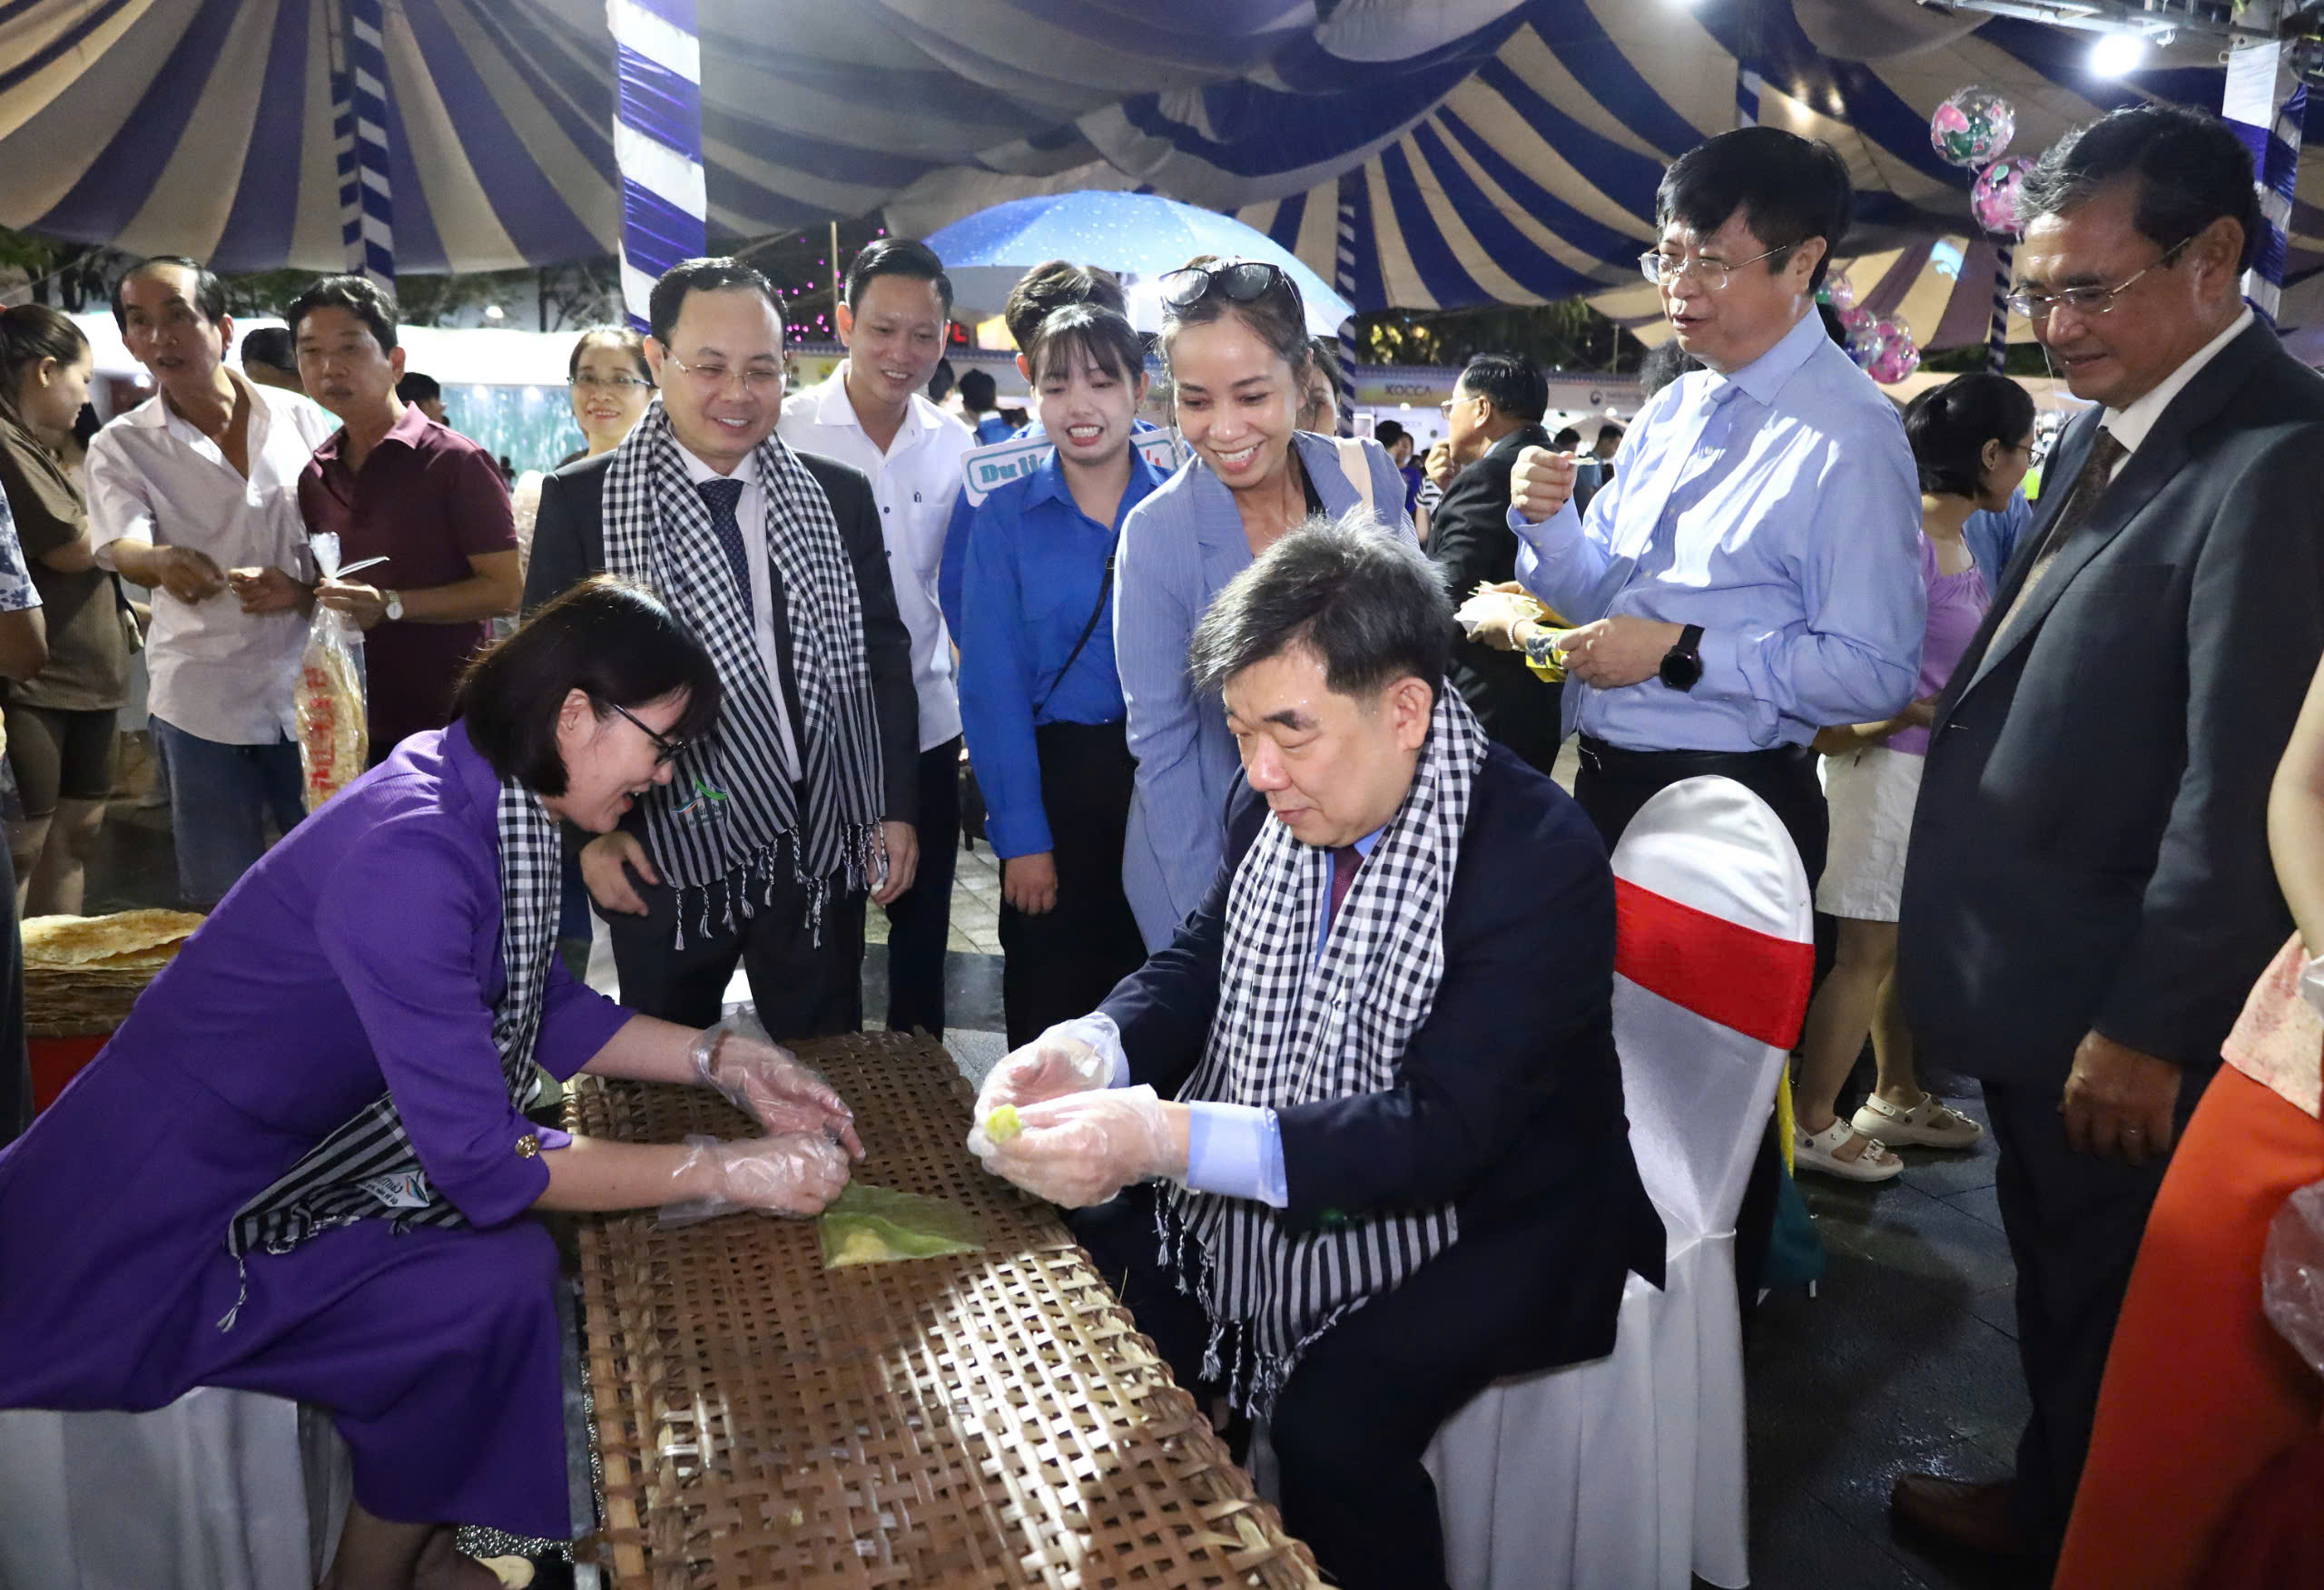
966;520;1662;1590
1427;352;1561;774
1892;105;2324;1562
523;257;920;1036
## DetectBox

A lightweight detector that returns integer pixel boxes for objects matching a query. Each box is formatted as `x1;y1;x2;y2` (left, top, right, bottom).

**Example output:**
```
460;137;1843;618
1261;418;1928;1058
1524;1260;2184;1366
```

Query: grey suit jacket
521;447;920;823
1899;319;2324;1087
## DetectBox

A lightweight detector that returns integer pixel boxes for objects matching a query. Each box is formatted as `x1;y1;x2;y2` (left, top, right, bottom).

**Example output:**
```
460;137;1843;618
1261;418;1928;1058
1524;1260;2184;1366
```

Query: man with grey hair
965;515;1662;1590
1892;103;2324;1562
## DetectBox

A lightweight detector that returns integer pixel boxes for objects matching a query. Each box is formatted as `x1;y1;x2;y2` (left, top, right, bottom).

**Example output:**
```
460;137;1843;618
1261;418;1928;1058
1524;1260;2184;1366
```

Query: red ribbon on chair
1614;876;1814;1050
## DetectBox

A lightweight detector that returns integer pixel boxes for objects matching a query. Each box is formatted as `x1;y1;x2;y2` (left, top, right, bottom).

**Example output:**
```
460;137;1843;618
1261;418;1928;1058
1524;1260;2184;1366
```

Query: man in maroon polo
285;276;521;759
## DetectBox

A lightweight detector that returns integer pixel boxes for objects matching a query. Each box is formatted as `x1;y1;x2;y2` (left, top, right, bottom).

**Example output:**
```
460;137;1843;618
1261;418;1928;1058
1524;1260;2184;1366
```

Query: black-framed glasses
1158;260;1297;315
569;372;653;391
2004;237;2193;322
602;699;684;766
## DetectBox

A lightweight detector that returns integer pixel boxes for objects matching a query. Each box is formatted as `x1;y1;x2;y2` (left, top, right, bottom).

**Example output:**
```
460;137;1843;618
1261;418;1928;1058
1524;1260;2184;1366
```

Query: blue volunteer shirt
954;447;1169;859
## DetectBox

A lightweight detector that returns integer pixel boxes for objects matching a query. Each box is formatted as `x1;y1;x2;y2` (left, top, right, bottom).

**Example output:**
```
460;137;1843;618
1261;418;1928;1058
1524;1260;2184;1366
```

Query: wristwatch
1658;623;1705;692
382;589;404;623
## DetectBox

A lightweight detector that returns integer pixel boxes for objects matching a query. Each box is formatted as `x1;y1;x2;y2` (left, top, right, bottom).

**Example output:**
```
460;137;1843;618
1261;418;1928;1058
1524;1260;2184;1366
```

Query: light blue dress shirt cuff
1506;494;1580;550
1183;1102;1290;1208
1508;497;1597;621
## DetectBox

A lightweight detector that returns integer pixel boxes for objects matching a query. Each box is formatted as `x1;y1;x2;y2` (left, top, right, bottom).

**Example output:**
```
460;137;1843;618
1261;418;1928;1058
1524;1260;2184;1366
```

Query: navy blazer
1903;319;2324;1085
1100;740;1664;1362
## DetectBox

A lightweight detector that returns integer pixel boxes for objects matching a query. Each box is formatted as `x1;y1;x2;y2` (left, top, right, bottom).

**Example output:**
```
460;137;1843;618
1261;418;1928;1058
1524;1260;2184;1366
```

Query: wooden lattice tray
568;1030;1323;1587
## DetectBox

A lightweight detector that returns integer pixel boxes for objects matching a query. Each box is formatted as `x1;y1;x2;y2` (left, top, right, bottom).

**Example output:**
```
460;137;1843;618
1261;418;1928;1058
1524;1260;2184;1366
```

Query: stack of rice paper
22;908;203;1037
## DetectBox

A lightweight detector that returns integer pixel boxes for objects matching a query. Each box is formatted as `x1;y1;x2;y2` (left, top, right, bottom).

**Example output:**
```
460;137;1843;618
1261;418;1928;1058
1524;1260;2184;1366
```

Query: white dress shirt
779;366;970;751
2099;306;2254;474
674;443;801;780
86;377;339;745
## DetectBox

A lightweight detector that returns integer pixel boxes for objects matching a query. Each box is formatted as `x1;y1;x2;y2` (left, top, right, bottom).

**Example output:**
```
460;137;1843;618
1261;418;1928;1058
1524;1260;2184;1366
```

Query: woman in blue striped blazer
1114;258;1413;949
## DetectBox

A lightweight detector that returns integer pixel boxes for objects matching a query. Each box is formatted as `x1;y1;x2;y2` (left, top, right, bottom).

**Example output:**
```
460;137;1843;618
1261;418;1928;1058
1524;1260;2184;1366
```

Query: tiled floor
83;801;2039;1588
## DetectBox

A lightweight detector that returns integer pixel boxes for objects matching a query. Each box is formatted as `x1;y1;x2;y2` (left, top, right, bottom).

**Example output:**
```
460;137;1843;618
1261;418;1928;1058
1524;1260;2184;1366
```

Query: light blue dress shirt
1115;431;1413;950
1510;309;1925;751
1963;486;2032;603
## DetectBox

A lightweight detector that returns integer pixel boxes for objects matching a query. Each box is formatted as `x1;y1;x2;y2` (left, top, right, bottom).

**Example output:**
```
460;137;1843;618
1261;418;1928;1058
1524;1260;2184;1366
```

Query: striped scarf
1159;686;1486;1416
217;778;561;1326
599;403;883;941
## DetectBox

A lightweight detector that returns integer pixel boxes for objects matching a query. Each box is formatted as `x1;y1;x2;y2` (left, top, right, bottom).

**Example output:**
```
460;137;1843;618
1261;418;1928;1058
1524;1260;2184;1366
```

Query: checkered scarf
216;779;561;1327
1159;685;1486;1416
599;403;883;941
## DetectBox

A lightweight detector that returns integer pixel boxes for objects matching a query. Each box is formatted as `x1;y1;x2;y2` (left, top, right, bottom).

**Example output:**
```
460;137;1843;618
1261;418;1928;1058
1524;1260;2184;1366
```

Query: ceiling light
2089;30;2150;76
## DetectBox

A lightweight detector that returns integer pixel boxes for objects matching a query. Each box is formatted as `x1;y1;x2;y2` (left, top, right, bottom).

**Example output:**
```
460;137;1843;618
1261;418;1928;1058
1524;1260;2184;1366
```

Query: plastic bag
817;1182;981;1268
296;533;368;811
2261;1178;2324;1378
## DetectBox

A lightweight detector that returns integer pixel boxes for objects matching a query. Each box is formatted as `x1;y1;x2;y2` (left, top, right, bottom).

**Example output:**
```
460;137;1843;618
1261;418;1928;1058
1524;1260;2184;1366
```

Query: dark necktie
1994;428;2128;641
1324;844;1363;934
696;476;752;621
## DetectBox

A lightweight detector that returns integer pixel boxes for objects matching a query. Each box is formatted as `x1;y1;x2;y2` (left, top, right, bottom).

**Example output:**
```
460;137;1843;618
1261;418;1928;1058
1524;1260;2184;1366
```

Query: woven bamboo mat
568;1031;1323;1588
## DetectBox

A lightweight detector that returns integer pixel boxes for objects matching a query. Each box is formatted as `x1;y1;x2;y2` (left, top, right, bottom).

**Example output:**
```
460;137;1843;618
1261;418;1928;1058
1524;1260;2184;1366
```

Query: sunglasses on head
1158;260;1295;315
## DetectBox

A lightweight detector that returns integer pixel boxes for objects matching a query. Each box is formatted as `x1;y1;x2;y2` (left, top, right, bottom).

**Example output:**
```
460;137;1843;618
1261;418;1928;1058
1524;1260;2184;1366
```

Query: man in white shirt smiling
779;238;973;1039
86;256;340;907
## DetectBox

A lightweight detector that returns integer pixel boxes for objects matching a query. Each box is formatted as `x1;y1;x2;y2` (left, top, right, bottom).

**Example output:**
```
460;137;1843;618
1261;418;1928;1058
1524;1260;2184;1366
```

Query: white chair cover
1425;776;1813;1589
0;1389;350;1589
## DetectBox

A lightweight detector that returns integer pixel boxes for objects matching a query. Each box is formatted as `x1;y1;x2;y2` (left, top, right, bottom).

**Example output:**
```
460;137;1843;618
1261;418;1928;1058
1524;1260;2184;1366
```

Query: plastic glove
659;1132;852;1227
966;1016;1119;1157
982;1085;1183;1209
692;1013;865;1160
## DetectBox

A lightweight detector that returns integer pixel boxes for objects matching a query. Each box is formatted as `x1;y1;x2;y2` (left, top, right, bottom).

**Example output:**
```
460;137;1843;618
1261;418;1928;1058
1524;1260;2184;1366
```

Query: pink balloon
1866;317;1921;385
1931;86;2015;169
1973;157;2035;236
1825;270;1858;312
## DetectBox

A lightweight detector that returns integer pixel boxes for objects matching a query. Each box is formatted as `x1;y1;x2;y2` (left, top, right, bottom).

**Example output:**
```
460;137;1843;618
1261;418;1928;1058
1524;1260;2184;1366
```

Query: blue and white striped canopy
2;0;2316;334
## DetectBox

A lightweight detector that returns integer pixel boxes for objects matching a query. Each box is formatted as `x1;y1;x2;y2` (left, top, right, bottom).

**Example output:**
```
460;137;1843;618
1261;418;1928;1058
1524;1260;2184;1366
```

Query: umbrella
922;191;1356;337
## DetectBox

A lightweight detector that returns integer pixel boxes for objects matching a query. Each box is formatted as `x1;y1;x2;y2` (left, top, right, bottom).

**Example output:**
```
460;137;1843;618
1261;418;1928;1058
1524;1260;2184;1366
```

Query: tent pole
610;0;706;331
1988;244;2013;374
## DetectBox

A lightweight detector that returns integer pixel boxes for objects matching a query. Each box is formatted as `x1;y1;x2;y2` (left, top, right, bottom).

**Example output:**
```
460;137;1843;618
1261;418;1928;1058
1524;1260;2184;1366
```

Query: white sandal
1854;1090;1984;1149
1795;1117;1905;1183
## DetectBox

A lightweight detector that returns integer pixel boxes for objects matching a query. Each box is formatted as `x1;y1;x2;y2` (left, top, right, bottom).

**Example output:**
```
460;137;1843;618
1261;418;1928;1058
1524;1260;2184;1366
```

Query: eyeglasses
2004;238;2191;322
602;700;685;766
570;373;652;391
1638;245;1785;291
1158;260;1296;316
663;354;783;396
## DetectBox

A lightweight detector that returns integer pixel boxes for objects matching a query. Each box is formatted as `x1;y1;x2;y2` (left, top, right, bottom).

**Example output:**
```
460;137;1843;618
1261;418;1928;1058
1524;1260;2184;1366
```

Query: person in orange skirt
2053;655;2324;1590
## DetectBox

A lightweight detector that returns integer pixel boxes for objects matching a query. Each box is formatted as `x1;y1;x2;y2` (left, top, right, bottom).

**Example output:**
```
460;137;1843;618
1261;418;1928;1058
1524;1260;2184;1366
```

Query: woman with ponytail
1791;372;2034;1181
0;306;127;916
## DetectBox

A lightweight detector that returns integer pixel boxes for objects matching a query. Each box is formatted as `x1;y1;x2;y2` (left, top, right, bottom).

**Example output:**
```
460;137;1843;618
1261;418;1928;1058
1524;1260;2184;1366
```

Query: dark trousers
1984;1072;2204;1546
1571;736;1827;1310
878;737;961;1036
1571;735;1828;887
998;722;1147;1049
1074;1187;1598;1590
603;860;868;1040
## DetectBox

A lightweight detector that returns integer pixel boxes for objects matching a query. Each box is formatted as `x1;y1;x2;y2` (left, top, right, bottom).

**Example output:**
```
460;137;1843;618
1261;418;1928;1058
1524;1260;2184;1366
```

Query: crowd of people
0;96;2315;1590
